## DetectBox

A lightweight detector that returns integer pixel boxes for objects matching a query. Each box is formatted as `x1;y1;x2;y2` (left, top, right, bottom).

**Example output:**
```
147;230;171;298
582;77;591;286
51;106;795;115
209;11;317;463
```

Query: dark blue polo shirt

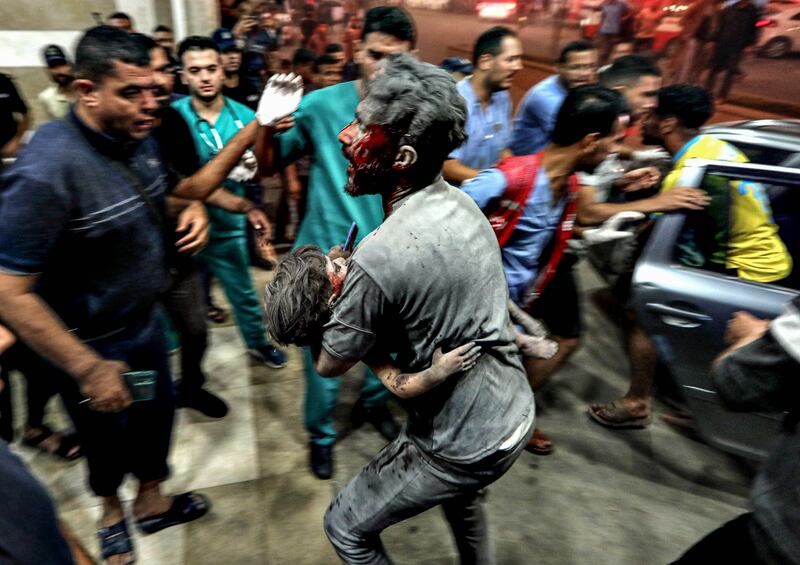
0;108;168;337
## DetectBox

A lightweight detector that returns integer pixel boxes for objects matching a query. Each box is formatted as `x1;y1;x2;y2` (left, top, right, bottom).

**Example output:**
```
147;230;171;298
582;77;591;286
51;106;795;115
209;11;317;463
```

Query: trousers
323;428;531;564
162;260;208;392
302;348;390;446
54;313;175;497
199;236;267;350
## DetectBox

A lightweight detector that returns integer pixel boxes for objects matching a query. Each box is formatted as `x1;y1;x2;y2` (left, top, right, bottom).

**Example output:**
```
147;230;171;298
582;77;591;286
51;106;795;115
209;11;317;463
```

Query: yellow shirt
662;135;791;283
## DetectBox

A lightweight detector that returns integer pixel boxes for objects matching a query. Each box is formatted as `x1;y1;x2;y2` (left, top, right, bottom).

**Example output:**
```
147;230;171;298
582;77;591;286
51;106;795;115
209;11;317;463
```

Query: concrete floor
7;261;754;564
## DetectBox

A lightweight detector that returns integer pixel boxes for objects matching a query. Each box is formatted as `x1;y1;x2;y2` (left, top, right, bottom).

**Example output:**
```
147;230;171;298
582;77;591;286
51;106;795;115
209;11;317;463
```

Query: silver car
632;120;800;460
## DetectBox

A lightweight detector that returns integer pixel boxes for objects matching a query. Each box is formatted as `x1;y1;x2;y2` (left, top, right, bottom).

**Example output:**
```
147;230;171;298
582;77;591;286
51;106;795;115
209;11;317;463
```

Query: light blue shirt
510;74;567;157
448;78;512;172
461;168;566;304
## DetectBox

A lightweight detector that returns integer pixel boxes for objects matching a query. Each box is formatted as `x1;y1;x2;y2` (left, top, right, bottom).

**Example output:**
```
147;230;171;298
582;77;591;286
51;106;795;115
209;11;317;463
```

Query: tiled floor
8;263;753;564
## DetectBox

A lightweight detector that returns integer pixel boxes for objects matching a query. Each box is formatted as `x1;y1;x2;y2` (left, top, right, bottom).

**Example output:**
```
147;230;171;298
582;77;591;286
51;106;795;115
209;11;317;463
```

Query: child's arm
365;343;481;399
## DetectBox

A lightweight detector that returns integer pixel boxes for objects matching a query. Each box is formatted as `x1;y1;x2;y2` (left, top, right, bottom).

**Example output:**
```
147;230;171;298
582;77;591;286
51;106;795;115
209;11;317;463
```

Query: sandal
97;520;135;564
588;401;652;429
524;427;554;456
207;306;228;324
136;492;210;535
22;426;82;461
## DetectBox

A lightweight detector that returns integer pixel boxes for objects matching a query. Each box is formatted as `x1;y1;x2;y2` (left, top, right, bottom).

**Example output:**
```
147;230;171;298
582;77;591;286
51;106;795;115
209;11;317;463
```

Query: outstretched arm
171;121;258;200
254;73;304;177
365;344;481;399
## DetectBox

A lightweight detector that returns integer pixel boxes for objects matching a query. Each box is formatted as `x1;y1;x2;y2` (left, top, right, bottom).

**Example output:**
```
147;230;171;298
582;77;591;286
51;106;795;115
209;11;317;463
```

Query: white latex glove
632;148;670;163
583;211;646;245
228;149;258;182
256;73;303;127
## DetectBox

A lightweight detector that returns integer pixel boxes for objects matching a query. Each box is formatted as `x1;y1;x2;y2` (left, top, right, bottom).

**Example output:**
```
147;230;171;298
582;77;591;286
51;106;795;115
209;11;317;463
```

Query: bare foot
132;481;171;521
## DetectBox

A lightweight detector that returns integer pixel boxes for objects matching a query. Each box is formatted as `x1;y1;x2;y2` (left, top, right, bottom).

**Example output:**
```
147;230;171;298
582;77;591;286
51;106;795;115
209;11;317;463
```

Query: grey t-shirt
322;178;533;464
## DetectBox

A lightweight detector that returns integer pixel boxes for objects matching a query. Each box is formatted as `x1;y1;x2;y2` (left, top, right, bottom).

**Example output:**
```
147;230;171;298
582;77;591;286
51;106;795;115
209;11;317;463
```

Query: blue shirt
510;74;567;157
0;109;168;335
172;96;256;239
276;81;384;252
448;78;512;172
461;168;565;304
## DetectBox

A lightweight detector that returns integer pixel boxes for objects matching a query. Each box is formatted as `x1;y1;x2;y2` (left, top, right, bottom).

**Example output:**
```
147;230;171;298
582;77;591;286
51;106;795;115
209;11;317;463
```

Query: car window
672;173;800;290
722;142;793;166
792;11;800;20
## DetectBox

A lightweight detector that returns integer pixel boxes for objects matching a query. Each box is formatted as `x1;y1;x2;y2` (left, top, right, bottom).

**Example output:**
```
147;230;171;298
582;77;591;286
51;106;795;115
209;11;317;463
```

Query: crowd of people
0;3;797;565
590;0;764;104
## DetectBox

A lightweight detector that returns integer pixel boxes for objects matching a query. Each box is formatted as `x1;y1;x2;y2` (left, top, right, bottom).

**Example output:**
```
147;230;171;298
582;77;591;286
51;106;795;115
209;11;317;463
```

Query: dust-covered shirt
322;178;533;464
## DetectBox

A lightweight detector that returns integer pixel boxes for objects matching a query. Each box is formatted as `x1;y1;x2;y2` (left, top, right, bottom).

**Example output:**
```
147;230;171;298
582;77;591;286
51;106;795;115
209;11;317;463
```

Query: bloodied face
338;108;402;196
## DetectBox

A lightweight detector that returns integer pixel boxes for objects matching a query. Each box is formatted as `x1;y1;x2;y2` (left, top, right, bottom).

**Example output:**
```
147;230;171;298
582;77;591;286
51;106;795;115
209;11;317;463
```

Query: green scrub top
172;96;256;239
276;81;384;252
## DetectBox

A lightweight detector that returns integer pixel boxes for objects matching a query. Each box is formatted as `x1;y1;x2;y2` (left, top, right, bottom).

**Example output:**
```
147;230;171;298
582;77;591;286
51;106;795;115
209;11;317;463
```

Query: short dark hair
130;32;158;52
108;11;132;22
325;43;344;54
263;246;332;346
177;36;220;62
74;26;150;83
559;40;595;64
472;26;517;65
599;54;661;88
361;6;416;48
655;84;713;130
314;54;339;72
154;24;173;34
292;47;316;67
552;85;624;146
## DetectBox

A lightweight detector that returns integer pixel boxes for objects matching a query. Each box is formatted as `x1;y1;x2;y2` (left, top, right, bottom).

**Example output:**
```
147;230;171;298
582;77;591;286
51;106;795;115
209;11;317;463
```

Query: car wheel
760;37;791;59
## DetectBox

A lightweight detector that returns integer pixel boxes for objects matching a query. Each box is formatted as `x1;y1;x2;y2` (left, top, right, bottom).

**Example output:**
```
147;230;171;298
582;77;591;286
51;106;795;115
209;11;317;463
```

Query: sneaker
176;388;229;419
309;443;333;480
248;344;287;369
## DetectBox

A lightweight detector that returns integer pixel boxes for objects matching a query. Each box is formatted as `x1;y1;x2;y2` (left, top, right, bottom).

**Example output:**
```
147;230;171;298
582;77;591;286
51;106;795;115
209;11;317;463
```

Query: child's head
263;246;347;346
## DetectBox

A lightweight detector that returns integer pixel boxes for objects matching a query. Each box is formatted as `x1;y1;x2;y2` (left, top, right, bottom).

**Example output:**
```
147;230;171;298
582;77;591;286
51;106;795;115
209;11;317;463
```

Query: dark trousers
0;440;74;564
0;345;62;442
706;49;744;100
162;261;208;393
54;314;175;497
672;513;774;564
324;428;531;564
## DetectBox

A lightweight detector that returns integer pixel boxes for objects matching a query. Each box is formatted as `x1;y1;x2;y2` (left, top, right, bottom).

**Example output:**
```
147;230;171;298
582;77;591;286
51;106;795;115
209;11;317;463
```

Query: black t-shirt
153;106;201;267
0;74;28;148
223;75;261;110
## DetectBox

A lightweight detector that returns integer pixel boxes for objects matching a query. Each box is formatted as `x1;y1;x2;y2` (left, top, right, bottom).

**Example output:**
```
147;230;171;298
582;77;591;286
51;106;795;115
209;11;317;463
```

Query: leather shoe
310;443;333;480
351;399;400;442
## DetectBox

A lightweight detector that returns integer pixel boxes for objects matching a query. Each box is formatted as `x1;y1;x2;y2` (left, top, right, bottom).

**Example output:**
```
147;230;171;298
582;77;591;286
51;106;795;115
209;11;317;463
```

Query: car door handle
645;303;712;328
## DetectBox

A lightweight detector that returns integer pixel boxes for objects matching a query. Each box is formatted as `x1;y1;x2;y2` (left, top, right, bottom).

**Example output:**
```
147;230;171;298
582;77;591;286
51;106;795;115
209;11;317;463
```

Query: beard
54;75;74;87
344;156;399;197
641;131;662;147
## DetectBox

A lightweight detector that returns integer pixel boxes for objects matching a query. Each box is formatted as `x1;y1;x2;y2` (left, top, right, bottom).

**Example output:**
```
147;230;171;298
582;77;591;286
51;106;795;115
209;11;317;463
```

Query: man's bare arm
0;273;131;411
443;159;481;184
576;185;710;226
171;121;258;200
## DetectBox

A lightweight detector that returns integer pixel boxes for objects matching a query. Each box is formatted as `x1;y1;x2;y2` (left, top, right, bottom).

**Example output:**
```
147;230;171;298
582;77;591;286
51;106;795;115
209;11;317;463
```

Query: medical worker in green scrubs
173;36;287;369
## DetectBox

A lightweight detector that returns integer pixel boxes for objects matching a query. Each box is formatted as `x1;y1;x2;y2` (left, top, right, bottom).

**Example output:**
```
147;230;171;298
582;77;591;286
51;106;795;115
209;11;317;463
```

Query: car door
632;159;800;460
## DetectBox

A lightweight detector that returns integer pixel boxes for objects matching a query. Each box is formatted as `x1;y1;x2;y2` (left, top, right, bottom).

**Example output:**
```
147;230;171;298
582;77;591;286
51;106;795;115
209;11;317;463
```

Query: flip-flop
136;492;210;535
524;427;554;456
588;401;652;429
22;426;82;461
97;520;135;564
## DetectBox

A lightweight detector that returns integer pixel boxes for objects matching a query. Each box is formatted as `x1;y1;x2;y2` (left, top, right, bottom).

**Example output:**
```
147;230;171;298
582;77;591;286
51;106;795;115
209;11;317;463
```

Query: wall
0;0;219;126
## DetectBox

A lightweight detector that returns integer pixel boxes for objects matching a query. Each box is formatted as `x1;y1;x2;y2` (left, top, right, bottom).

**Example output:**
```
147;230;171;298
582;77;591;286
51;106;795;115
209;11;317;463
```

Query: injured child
263;245;558;399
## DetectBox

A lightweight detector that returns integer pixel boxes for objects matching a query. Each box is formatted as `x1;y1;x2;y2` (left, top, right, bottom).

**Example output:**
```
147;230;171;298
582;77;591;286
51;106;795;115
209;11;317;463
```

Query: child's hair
263;246;332;346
